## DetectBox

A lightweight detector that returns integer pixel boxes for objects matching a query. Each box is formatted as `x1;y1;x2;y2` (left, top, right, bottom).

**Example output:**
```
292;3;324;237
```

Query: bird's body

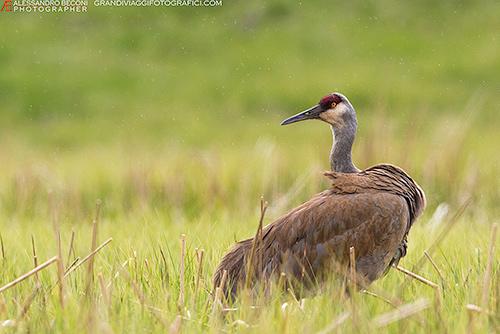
213;93;425;297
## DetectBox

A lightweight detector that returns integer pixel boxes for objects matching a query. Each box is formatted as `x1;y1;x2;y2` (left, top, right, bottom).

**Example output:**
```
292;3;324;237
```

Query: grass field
0;1;499;333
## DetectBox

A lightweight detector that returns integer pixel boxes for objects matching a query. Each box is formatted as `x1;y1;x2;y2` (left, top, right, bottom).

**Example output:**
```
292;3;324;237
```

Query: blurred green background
0;0;498;220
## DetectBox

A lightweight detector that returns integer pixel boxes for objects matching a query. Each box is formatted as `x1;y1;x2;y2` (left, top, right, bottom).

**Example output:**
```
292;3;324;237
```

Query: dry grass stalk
50;196;64;309
282;300;290;333
98;273;110;306
86;200;102;289
316;311;351;334
159;247;168;270
465;303;492;316
361;290;398;308
357;279;402;308
466;309;475;334
465;303;483;313
286;287;304;312
0;233;4;260
210;286;224;327
287;287;299;304
230;319;250;328
373;298;431;328
212;269;227;317
169;314;182;334
67;229;76;264
398;199;471;294
245;198;268;289
466;304;482;334
131;301;166;314
119;266;169;328
396;266;438;289
463;268;473;287
193;248;205;305
433;285;445;330
178;234;186;309
0;256;58;293
410;199;471;276
422;250;446;330
16;283;41;321
258;198;267;278
222;307;238;313
211;287;222;316
106;259;130;290
481;223;497;310
47;238;111;300
277;272;287;291
31;235;39;284
64;257;80;275
423;251;446;284
55;230;65;308
0;295;6;317
349;246;356;288
426;198;471;252
64;238;113;278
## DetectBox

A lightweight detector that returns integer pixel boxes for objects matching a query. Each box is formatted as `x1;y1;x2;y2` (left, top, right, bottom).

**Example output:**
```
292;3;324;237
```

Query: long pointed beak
280;105;322;125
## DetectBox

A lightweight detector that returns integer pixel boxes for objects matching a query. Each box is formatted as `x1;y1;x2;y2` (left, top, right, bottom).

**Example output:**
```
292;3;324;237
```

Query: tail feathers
213;239;252;298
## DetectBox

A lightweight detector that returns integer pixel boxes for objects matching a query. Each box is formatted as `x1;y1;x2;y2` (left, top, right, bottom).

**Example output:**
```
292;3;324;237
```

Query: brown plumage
213;93;426;298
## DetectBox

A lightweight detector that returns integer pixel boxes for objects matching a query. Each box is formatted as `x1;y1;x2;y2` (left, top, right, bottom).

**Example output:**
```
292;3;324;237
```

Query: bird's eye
330;102;337;109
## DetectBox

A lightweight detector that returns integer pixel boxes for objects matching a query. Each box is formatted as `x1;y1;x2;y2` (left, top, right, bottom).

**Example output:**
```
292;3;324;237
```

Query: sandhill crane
213;92;426;298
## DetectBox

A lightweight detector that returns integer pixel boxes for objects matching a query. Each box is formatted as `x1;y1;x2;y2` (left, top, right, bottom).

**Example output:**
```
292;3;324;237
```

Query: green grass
0;0;499;332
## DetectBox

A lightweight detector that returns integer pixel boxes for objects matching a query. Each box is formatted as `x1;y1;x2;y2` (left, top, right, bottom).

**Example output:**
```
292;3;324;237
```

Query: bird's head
281;92;355;128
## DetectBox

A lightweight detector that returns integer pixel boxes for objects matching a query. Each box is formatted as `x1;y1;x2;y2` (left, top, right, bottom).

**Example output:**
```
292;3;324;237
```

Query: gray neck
330;120;359;173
